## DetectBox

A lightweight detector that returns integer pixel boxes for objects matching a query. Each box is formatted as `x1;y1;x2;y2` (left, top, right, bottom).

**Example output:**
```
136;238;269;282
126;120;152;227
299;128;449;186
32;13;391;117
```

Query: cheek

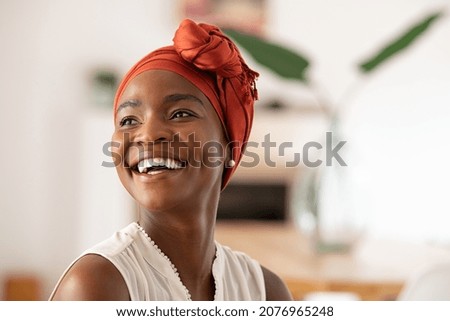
190;126;228;165
110;132;133;185
111;139;136;198
201;140;226;168
112;131;140;167
111;133;125;165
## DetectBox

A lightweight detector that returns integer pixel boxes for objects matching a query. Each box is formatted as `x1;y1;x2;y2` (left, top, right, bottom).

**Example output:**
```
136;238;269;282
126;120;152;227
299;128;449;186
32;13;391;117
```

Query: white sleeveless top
51;222;266;300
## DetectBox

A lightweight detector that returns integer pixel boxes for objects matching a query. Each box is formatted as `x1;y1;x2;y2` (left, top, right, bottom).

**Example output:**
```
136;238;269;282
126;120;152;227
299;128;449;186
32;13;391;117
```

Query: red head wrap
114;19;259;189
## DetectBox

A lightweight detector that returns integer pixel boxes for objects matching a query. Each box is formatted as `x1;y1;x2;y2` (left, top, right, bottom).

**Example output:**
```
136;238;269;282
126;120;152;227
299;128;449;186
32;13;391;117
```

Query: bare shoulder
261;265;293;301
50;254;129;301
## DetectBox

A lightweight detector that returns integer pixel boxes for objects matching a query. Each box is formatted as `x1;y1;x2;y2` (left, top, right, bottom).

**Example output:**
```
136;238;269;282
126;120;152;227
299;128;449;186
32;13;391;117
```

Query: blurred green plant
225;10;444;116
225;28;310;82
225;10;445;252
358;12;443;73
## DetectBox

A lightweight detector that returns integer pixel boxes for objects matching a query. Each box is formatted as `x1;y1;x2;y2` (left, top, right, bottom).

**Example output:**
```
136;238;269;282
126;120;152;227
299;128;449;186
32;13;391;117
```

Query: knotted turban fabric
114;19;259;189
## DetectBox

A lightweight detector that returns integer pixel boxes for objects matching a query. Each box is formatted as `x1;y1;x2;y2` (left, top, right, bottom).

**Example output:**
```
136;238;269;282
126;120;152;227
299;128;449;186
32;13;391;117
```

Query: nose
134;113;172;144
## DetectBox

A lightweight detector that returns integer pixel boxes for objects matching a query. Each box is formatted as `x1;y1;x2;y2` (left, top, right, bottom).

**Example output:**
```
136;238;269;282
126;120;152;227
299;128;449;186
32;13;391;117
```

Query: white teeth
138;164;146;173
136;158;183;173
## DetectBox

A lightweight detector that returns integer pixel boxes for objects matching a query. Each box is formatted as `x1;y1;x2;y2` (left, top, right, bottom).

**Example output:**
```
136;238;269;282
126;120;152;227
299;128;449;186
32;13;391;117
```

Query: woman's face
112;70;227;213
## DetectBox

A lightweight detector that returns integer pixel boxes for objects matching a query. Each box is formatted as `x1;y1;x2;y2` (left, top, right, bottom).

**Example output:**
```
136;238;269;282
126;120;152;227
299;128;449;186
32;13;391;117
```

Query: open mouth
132;157;185;175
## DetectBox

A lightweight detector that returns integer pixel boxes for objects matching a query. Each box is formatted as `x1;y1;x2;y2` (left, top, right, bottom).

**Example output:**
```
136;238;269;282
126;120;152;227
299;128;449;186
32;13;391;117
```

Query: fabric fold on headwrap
114;19;259;189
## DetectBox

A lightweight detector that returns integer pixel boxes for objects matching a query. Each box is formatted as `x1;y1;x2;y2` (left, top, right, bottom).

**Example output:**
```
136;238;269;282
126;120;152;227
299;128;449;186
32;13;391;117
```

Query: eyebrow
117;99;141;112
117;94;204;113
163;94;204;107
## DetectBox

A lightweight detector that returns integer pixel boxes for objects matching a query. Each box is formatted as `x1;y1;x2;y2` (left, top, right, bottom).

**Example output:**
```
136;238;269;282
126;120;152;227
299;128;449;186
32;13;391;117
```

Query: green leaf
224;29;310;83
359;11;444;73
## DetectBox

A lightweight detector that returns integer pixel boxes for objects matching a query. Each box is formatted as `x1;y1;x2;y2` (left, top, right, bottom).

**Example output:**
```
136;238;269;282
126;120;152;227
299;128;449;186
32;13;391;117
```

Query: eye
119;117;139;127
171;110;194;119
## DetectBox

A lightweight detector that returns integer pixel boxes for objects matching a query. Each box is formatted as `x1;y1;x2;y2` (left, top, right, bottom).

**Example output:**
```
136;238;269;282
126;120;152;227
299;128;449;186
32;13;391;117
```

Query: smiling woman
49;19;292;301
113;70;228;216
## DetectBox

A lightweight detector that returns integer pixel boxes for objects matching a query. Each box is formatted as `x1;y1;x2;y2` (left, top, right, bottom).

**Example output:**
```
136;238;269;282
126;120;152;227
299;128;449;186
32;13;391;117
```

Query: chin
131;182;187;212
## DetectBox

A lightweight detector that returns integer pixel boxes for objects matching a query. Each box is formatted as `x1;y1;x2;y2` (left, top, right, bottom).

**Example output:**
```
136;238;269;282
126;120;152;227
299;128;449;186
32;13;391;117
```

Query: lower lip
143;169;168;176
131;169;182;181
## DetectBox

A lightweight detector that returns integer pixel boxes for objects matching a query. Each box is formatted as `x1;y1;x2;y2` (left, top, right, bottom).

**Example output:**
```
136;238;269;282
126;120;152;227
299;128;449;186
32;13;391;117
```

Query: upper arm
50;254;130;301
262;266;293;301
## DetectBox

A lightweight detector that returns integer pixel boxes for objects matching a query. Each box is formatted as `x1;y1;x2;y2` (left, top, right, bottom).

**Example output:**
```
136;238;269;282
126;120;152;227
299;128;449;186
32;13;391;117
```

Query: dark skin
51;70;292;301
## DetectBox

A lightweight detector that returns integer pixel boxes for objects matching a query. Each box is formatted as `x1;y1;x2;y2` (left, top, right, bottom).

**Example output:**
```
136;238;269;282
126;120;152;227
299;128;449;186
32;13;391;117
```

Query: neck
138;205;218;300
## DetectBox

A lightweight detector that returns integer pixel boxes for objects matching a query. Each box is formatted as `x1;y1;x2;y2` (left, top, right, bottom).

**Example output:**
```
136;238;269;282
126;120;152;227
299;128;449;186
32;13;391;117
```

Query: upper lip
128;152;186;173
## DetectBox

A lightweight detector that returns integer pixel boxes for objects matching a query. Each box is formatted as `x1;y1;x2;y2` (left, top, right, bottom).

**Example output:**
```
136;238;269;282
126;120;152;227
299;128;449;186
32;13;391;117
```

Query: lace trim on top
136;222;218;301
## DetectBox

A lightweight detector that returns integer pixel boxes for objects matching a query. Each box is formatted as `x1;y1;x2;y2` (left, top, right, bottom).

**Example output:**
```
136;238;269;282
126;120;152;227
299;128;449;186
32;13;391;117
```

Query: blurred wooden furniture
285;278;401;300
215;221;450;300
3;275;41;301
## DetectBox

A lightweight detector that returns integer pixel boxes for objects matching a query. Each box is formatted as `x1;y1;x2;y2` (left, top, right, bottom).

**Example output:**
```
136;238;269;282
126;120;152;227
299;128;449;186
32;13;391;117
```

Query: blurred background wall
0;0;449;299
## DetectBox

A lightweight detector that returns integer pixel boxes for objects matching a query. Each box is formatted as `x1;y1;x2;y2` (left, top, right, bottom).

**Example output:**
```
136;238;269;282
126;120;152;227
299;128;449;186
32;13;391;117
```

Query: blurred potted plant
225;10;444;252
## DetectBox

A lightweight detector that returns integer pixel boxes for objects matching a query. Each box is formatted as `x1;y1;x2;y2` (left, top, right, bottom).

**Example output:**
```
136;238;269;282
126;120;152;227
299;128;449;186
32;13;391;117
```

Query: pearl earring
227;159;236;168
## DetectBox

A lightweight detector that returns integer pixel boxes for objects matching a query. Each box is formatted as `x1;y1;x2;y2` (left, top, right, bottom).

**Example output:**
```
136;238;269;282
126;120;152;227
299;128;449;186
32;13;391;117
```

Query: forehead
120;70;208;103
